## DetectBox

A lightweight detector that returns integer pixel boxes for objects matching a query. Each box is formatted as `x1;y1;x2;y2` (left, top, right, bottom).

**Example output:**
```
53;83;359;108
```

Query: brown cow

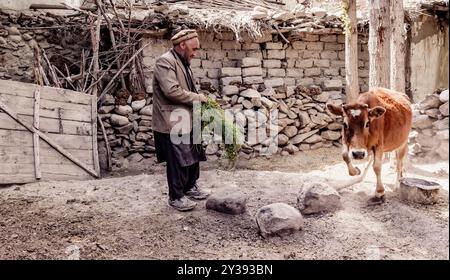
327;87;413;205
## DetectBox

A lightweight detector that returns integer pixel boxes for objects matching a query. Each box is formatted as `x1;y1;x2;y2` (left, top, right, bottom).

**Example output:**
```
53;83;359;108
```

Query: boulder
255;203;304;238
297;182;342;214
206;189;247;215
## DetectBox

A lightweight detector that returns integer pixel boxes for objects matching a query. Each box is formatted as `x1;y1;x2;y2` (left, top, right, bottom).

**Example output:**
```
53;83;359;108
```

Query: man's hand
198;94;208;103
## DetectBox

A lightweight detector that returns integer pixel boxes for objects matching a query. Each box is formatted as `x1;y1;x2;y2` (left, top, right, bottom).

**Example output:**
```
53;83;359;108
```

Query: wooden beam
33;89;42;179
113;27;168;36
0;100;99;178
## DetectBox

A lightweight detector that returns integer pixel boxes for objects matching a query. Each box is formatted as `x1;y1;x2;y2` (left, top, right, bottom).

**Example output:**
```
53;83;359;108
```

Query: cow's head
327;103;386;160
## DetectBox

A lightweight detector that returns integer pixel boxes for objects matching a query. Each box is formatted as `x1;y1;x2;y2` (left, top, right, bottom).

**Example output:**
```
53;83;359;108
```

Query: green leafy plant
201;98;242;169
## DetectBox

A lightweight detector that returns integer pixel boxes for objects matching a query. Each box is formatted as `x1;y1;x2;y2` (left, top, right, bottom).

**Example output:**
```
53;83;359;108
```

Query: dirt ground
0;147;448;260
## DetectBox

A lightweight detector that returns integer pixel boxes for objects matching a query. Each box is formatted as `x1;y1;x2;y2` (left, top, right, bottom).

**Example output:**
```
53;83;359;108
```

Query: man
152;29;210;211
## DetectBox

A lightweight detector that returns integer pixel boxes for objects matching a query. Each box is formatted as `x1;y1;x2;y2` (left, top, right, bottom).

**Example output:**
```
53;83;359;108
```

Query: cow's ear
368;106;386;120
327;103;344;116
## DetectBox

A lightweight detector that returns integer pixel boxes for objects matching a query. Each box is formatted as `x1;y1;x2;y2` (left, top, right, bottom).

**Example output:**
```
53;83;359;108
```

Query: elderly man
152;29;210;211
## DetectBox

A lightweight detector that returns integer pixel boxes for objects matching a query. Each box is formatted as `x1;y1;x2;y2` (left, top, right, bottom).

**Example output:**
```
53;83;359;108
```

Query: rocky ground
0;147;448;260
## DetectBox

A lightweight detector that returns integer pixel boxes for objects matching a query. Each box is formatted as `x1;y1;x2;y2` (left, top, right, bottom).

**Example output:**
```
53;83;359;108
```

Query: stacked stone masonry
410;89;449;160
137;31;373;161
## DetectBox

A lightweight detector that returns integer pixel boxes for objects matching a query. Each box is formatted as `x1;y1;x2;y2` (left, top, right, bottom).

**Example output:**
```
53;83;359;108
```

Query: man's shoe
185;185;210;200
168;196;197;211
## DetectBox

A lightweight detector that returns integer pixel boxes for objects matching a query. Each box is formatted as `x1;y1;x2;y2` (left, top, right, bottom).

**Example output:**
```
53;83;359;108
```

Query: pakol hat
170;29;198;45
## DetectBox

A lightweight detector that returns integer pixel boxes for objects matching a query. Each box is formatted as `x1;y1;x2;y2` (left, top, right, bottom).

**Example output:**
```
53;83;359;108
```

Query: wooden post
33;89;42;179
98;115;112;172
368;0;391;89
390;0;406;92
89;10;102;96
91;95;100;176
343;0;359;102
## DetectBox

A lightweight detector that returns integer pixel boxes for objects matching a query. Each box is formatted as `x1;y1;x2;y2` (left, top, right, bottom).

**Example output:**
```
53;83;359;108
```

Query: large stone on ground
399;178;441;205
297;182;342;214
255;203;304;238
110;114;130;126
206;189;248;215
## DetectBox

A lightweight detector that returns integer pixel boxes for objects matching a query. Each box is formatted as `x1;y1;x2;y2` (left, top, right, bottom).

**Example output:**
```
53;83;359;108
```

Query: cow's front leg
394;140;408;188
368;148;385;205
342;144;360;176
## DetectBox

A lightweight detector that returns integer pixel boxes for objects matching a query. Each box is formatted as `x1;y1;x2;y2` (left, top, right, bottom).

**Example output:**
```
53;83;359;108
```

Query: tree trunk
344;0;359;103
368;0;391;89
390;0;406;92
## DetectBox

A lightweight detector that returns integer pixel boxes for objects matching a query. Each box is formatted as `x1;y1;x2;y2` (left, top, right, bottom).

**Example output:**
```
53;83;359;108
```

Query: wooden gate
0;80;100;184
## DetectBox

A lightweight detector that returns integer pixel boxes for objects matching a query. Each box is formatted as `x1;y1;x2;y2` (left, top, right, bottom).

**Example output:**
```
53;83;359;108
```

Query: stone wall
0;9;87;83
143;31;370;95
410;89;449;160
95;31;371;167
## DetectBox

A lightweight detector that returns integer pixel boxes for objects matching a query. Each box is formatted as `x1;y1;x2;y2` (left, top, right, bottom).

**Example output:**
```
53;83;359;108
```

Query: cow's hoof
349;167;361;176
367;195;386;206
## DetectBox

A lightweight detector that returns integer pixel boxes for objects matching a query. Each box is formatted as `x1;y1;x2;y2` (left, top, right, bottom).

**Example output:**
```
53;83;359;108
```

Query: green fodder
201;98;242;169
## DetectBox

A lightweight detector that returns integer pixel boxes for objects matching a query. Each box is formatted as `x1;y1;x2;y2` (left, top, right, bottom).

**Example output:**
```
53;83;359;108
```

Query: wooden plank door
0;80;100;184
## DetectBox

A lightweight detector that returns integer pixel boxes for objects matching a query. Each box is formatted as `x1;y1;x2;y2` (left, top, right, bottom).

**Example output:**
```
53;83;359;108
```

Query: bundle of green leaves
201;98;242;169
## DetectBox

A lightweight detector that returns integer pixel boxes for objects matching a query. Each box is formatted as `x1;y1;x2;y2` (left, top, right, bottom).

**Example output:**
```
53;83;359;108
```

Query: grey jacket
152;49;203;134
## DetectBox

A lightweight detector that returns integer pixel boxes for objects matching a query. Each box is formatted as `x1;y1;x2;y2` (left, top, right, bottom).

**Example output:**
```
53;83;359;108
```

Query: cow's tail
334;155;374;191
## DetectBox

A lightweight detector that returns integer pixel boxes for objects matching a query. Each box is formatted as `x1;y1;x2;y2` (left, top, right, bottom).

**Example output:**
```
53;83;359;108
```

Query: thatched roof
101;0;448;39
3;0;447;41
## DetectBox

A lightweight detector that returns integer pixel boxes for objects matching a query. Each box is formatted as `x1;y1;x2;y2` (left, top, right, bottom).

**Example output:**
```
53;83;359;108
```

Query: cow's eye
343;122;348;129
365;121;370;128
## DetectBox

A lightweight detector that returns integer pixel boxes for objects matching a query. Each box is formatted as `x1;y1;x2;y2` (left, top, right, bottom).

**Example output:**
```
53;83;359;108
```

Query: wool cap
170;29;198;45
